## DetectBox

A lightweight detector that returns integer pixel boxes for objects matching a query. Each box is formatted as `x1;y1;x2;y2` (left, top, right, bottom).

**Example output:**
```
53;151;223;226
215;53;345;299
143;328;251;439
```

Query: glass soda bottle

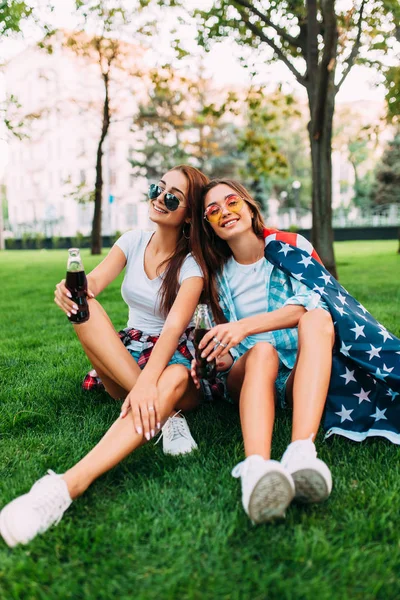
65;248;90;324
193;304;216;380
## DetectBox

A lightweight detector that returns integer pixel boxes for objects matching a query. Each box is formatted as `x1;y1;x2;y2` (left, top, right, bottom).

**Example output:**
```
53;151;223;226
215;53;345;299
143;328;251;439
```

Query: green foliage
353;170;375;210
34;232;45;249
383;66;400;124
129;64;241;180
0;1;33;36
72;230;85;248
371;131;400;206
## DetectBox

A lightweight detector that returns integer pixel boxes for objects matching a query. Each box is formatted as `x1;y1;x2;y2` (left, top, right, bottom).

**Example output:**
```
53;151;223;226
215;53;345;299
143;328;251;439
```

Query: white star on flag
365;345;382;361
319;272;332;285
353;388;371;404
375;368;388;381
292;272;305;282
340;367;357;385
357;303;368;314
382;363;394;373
278;243;294;256
340;342;352;357
313;284;327;296
335;405;354;423
336;292;347;305
297;255;313;268
333;304;347;317
378;327;393;342
357;313;369;322
386;388;399;401
350;322;366;340
370;407;387;421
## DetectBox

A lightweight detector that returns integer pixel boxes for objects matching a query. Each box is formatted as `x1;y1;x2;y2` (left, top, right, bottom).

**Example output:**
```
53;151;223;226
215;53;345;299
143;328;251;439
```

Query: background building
4;31;151;239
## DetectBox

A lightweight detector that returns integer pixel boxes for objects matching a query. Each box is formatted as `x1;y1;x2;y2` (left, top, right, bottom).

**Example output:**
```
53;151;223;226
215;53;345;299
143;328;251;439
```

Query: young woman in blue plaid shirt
191;179;335;524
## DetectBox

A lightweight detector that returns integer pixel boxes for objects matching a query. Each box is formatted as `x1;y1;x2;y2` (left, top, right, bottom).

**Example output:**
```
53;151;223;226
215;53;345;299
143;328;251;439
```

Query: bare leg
227;343;279;459
73;298;141;396
63;364;200;499
285;309;335;441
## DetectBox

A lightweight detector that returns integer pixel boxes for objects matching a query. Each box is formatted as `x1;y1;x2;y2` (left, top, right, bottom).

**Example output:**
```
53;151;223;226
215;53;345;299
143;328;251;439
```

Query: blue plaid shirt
216;258;328;369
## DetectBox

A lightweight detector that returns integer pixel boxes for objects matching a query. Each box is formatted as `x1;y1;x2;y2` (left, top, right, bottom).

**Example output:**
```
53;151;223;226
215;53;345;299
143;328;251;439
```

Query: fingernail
67;312;71;318
73;304;78;311
201;352;205;358
90;292;95;297
151;429;155;437
157;422;161;429
71;310;77;315
145;432;150;441
120;411;125;418
66;292;72;298
136;427;142;435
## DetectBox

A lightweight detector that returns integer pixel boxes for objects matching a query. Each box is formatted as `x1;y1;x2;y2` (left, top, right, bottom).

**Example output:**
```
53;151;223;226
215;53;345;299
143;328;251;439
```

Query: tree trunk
91;72;110;255
308;86;337;278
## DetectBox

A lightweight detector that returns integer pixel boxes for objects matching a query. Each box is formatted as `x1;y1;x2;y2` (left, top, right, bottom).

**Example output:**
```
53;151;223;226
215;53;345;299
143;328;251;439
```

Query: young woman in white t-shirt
191;179;334;525
0;166;211;547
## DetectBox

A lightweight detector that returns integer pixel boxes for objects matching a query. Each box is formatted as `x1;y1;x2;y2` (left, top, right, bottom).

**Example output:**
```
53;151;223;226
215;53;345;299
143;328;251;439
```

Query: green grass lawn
0;240;399;600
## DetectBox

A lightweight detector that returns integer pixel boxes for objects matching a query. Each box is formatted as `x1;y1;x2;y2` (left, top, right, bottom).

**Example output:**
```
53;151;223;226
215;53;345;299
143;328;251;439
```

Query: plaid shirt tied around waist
119;326;195;368
82;326;195;392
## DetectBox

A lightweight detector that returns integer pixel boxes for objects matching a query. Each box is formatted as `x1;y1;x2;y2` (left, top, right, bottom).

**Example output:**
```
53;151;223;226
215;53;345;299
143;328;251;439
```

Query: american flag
264;235;400;445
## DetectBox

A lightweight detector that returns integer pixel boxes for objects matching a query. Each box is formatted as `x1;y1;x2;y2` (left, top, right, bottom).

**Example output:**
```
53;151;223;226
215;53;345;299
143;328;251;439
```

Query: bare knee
246;342;279;368
163;364;190;396
298;308;334;343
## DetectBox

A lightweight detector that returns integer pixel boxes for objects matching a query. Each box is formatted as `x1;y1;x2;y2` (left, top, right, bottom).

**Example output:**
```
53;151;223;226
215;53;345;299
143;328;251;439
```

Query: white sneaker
281;437;332;503
0;470;72;547
160;413;198;456
231;455;295;524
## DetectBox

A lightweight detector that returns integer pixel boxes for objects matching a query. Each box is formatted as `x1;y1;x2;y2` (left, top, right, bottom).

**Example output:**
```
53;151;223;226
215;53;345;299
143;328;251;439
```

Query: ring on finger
212;336;221;346
148;406;155;411
219;342;228;349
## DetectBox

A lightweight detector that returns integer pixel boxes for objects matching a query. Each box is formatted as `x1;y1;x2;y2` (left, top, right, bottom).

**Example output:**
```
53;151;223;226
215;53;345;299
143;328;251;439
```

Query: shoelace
154;411;190;445
282;434;316;466
30;470;71;532
231;456;264;479
231;460;247;479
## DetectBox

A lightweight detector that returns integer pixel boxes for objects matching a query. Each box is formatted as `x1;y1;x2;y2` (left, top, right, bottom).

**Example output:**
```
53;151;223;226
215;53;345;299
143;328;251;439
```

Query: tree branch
237;8;306;86
233;0;301;49
335;0;366;91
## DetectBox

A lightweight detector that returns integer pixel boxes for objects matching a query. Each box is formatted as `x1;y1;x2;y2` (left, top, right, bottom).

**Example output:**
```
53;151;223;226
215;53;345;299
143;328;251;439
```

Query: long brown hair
158;165;210;316
192;179;265;323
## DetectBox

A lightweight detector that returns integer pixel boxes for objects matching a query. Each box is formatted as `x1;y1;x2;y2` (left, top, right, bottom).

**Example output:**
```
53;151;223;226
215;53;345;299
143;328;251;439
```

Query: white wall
5;32;151;239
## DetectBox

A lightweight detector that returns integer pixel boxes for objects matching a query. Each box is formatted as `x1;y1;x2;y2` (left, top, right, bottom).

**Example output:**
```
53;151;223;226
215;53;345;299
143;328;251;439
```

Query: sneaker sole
291;467;332;503
0;508;19;548
163;444;198;456
248;470;294;524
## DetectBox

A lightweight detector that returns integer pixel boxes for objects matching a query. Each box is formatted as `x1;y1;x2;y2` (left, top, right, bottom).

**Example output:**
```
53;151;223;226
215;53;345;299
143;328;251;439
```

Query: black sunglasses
148;184;186;212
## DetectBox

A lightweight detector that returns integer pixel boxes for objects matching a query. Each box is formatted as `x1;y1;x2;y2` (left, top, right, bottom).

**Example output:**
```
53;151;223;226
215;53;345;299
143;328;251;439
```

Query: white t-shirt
224;256;272;347
115;230;203;340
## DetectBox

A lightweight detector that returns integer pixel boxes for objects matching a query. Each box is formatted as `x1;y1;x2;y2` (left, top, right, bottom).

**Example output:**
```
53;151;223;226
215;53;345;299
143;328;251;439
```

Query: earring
183;222;191;240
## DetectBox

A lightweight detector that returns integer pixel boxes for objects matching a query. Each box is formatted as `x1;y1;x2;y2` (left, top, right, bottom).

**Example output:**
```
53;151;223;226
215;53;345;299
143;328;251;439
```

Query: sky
0;0;390;178
0;0;388;103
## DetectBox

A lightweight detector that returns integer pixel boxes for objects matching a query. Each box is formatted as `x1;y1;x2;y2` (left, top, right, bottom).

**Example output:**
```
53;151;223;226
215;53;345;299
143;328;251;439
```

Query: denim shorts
127;348;192;371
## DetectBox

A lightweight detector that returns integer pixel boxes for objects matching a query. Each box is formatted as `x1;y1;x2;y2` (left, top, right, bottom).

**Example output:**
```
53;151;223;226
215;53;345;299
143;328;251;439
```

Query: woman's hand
190;353;234;389
54;279;95;317
198;322;247;363
120;380;160;441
